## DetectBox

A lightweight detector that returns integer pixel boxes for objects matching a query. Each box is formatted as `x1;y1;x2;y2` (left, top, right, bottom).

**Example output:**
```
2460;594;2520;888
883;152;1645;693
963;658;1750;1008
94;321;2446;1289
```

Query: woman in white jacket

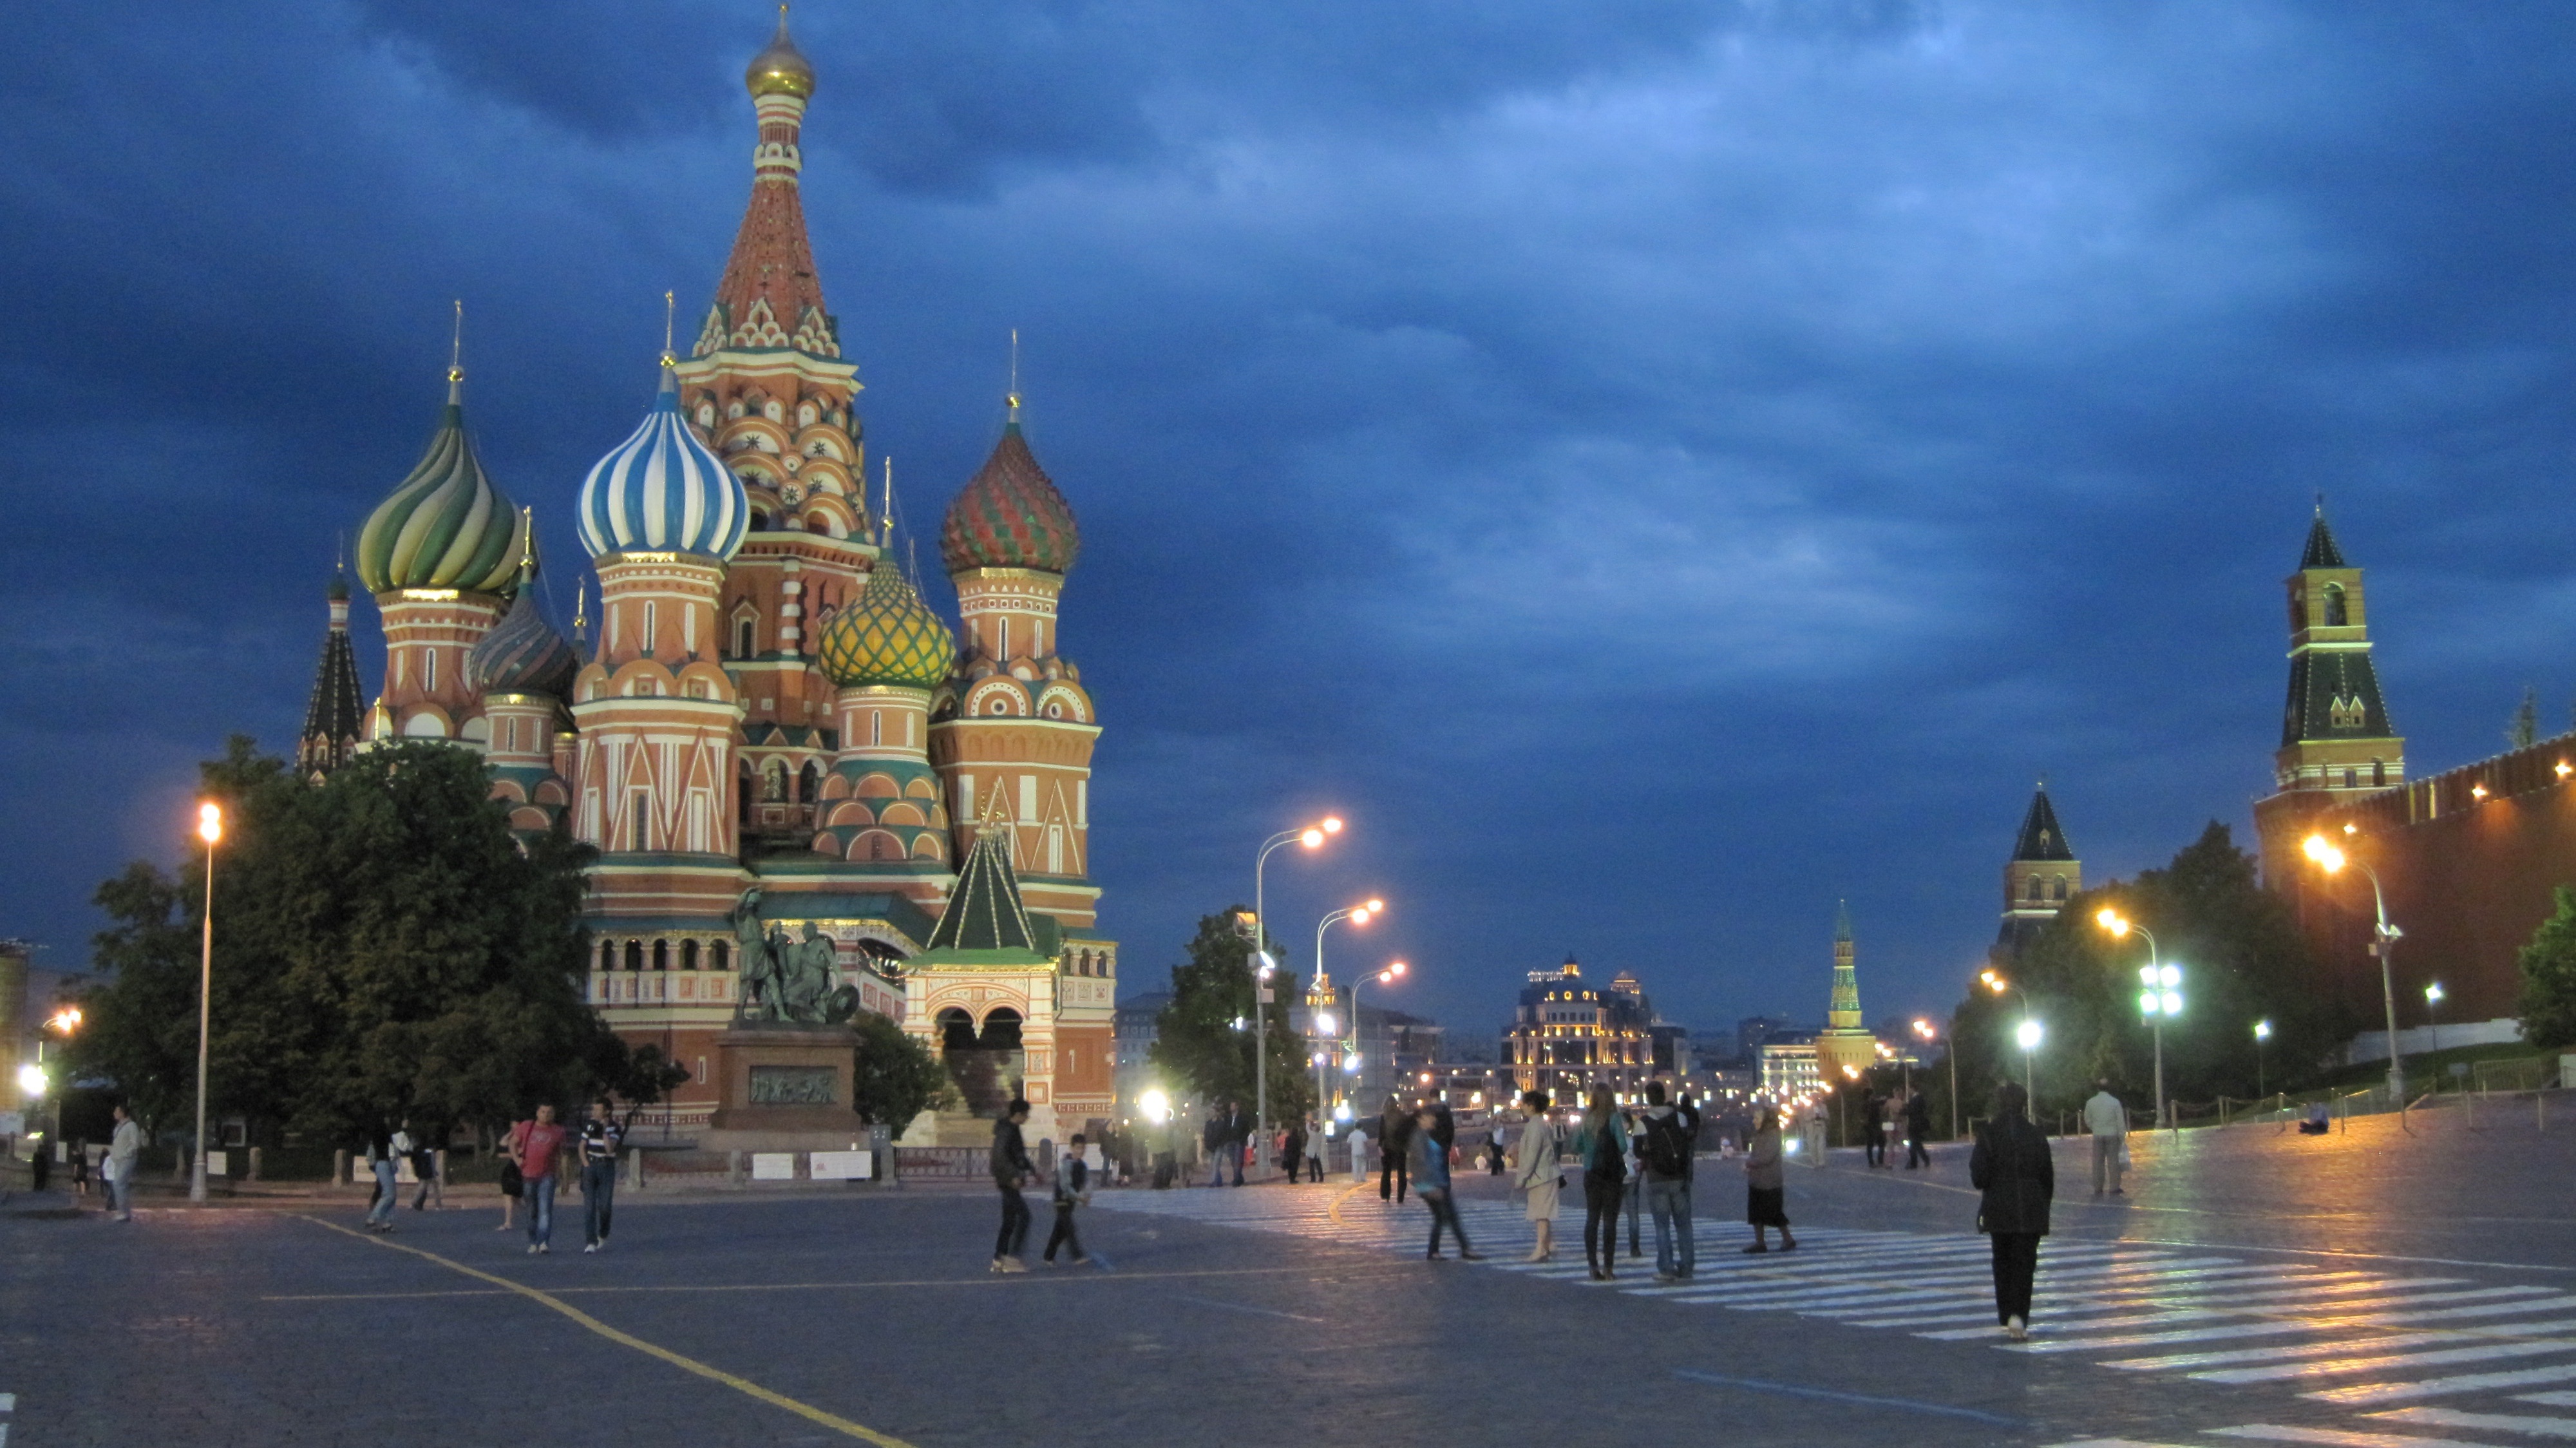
1511;1090;1563;1262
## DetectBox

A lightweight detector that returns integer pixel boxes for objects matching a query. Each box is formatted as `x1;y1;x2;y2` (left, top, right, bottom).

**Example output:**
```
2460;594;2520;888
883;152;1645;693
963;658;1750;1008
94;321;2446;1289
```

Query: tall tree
72;737;615;1143
1150;908;1315;1124
2515;887;2576;1051
2512;685;2541;749
849;1011;957;1127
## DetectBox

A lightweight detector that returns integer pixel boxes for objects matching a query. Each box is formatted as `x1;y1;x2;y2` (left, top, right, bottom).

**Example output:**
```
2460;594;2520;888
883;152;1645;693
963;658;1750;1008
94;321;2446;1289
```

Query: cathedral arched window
652;939;669;972
599;940;615;972
2322;584;2348;627
2026;874;2043;903
624;940;644;971
713;941;731;972
2373;758;2387;787
798;762;820;803
735;618;756;658
2050;875;2067;902
764;761;788;801
681;940;699;971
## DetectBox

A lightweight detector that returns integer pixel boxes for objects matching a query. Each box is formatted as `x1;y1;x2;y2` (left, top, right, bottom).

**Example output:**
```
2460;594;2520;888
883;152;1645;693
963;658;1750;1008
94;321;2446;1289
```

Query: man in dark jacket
1202;1105;1231;1188
990;1099;1037;1273
1378;1096;1412;1203
1969;1081;2053;1340
1223;1100;1251;1186
1904;1091;1933;1169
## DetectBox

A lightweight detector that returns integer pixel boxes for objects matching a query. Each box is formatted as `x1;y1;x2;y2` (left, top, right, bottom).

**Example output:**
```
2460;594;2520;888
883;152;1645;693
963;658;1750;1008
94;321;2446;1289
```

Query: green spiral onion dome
818;558;958;690
355;376;528;594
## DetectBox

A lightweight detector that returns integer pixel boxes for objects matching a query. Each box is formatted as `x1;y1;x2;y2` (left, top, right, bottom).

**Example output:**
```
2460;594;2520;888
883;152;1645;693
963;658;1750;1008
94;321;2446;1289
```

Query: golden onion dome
818;558;957;691
746;8;815;99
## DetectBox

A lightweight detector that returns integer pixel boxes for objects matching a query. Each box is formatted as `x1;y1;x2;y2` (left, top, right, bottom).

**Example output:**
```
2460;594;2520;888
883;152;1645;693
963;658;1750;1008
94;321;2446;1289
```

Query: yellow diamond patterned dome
819;559;956;690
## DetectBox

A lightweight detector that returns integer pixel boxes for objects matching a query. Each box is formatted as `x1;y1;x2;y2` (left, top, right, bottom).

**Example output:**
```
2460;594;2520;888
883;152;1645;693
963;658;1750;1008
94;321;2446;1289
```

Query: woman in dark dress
1970;1081;2054;1341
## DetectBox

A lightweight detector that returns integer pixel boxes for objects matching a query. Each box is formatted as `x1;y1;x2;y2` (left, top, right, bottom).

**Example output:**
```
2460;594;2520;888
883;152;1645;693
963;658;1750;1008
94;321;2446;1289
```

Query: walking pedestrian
496;1131;524;1232
1410;1105;1479;1259
1743;1105;1796;1253
1350;1126;1370;1183
363;1126;400;1233
579;1100;622;1253
68;1136;90;1200
1972;1081;2054;1341
1635;1081;1693;1282
1861;1089;1887;1168
1224;1099;1251;1186
1671;1083;1701;1279
1281;1117;1305;1185
403;1119;443;1210
1511;1090;1562;1262
507;1104;568;1255
990;1098;1036;1273
1378;1096;1412;1203
1904;1091;1933;1169
1571;1086;1629;1281
1044;1130;1092;1266
1201;1105;1231;1188
1305;1120;1326;1182
105;1104;140;1221
2083;1080;2128;1196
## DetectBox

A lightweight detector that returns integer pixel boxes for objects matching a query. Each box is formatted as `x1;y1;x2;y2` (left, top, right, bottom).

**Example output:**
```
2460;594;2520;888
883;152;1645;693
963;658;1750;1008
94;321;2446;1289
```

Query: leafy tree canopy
1148;908;1315;1125
850;1010;958;1127
1934;822;2349;1124
2515;886;2576;1051
72;736;635;1144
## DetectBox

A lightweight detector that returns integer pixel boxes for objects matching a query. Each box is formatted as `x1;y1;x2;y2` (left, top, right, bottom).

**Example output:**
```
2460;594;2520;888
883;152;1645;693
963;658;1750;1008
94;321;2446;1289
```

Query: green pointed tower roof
913;828;1052;966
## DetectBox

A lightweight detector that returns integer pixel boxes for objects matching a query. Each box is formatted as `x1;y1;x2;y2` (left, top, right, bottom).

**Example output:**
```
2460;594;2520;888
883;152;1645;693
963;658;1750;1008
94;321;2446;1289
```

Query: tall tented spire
695;9;836;359
297;573;365;780
2301;502;2347;569
2012;785;2075;862
2253;503;2405;879
1815;900;1875;1077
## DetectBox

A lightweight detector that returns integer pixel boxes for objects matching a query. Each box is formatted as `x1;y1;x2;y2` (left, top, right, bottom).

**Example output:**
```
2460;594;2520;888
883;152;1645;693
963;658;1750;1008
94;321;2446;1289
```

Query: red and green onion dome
355;376;528;595
818;558;958;690
467;586;578;698
940;422;1080;576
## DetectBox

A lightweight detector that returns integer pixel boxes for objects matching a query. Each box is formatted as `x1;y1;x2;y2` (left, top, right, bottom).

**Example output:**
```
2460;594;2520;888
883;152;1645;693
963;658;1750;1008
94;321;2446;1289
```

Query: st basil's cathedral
299;14;1117;1146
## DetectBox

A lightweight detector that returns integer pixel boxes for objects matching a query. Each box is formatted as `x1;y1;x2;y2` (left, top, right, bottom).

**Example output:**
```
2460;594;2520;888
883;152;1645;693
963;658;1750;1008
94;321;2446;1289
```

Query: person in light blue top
1568;1085;1631;1281
1408;1105;1480;1260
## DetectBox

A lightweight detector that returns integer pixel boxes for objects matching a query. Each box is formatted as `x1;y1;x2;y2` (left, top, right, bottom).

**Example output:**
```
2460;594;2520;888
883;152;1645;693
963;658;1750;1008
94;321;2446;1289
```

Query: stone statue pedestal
701;1024;862;1154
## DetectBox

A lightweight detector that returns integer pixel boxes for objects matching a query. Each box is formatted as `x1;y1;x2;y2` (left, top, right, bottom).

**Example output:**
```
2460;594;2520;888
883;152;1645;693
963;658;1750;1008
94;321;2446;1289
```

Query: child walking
1045;1132;1094;1266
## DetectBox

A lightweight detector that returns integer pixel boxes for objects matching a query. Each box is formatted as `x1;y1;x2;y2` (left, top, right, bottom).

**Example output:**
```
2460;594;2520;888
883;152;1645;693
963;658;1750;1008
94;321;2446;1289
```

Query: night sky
8;3;2576;1047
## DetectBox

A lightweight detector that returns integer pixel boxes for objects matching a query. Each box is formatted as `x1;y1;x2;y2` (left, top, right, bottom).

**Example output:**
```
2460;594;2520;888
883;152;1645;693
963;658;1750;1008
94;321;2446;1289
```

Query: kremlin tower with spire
328;12;1117;1144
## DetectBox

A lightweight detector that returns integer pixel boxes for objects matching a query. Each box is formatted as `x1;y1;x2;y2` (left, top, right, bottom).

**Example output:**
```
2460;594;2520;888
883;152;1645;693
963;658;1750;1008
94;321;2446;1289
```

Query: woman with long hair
1570;1085;1630;1280
1511;1090;1563;1262
1971;1080;2054;1340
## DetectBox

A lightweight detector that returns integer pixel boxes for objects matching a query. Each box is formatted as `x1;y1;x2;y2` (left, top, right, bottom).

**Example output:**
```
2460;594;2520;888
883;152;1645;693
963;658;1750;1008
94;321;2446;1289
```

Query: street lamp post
2425;982;2445;1088
191;801;223;1204
2098;911;2182;1130
1980;968;2038;1112
1913;1018;1955;1140
2253;1019;2272;1103
2304;834;2407;1105
1347;960;1406;1109
1253;816;1341;1181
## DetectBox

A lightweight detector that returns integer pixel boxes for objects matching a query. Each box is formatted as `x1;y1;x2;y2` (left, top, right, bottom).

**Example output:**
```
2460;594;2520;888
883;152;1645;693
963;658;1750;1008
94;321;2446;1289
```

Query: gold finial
517;506;537;584
573;578;589;642
446;300;466;403
661;290;676;368
880;455;895;551
1007;329;1021;421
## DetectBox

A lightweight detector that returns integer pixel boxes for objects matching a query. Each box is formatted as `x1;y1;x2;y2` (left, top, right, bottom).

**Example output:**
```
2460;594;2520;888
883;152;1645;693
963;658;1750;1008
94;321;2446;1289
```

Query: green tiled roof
916;830;1051;966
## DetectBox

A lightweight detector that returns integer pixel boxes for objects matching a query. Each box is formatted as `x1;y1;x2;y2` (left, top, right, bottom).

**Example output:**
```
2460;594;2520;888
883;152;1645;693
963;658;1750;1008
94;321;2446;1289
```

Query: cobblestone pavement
5;1101;2572;1448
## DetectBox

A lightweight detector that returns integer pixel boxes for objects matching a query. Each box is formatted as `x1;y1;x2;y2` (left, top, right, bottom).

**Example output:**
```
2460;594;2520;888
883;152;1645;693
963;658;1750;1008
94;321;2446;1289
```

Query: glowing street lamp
1982;968;2038;1108
1349;958;1406;1107
189;801;223;1203
2425;982;2446;1081
2014;1016;2043;1105
1315;900;1381;1117
2304;834;2407;1103
2099;908;2181;1129
1915;1016;1958;1139
1252;815;1343;1177
2253;1018;2273;1101
16;1062;46;1100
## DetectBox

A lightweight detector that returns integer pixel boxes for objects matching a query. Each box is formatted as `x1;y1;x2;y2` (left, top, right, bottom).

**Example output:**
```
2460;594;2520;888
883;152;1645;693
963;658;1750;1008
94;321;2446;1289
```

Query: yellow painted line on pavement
1327;1177;1368;1228
295;1217;914;1447
258;1264;1306;1302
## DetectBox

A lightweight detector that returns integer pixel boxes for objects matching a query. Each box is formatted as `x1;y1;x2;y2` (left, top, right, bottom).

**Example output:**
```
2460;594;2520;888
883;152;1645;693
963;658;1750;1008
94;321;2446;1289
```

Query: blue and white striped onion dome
576;361;748;562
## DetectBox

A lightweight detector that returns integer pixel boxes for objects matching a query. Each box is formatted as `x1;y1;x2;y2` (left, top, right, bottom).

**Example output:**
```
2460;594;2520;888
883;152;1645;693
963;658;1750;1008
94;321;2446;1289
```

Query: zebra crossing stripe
2306;1363;2576;1406
2208;1424;2521;1447
2521;1396;2576;1409
2105;1330;2525;1373
1853;1275;2409;1331
1840;1268;2354;1327
2034;1440;2197;1447
2192;1337;2576;1385
1729;1256;2244;1312
1992;1290;2573;1351
2369;1408;2576;1439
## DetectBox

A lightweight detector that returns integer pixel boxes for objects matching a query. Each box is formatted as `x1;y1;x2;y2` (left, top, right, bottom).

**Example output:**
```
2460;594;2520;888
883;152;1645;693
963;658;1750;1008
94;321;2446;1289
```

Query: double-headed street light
2304;833;2407;1103
2098;910;2182;1129
1980;967;2038;1109
192;799;223;1204
1252;815;1341;1179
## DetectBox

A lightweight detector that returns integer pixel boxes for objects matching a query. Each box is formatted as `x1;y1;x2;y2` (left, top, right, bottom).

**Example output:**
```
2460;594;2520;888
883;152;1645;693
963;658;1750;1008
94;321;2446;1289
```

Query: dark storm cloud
7;1;2576;1043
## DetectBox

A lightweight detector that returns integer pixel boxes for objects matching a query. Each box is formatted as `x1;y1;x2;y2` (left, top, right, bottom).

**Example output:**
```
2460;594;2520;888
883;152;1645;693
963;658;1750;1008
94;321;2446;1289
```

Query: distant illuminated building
1502;957;1667;1102
1813;902;1881;1080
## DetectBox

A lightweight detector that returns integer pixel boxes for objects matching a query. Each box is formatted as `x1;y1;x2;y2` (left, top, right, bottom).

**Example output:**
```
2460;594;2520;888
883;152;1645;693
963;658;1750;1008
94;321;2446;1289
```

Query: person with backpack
1634;1081;1694;1282
1378;1096;1413;1203
990;1098;1037;1273
1511;1090;1562;1262
1570;1085;1629;1281
1743;1105;1795;1253
578;1100;622;1253
1409;1105;1479;1260
402;1119;442;1210
1672;1083;1703;1277
1973;1081;2054;1341
1043;1130;1094;1266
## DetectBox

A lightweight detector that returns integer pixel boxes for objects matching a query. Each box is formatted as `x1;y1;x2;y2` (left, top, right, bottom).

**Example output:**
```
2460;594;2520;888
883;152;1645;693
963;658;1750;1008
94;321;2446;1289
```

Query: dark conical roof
922;828;1045;957
2011;786;2076;862
2301;510;2347;569
297;578;365;779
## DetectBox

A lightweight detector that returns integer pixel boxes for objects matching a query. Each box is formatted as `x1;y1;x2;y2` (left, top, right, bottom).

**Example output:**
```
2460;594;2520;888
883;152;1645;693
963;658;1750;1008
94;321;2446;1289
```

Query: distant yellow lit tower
1814;902;1879;1079
2253;504;2405;881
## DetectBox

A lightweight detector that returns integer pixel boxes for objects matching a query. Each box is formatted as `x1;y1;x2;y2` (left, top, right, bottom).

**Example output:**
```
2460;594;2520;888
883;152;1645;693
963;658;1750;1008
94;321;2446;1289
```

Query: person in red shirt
507;1105;568;1255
